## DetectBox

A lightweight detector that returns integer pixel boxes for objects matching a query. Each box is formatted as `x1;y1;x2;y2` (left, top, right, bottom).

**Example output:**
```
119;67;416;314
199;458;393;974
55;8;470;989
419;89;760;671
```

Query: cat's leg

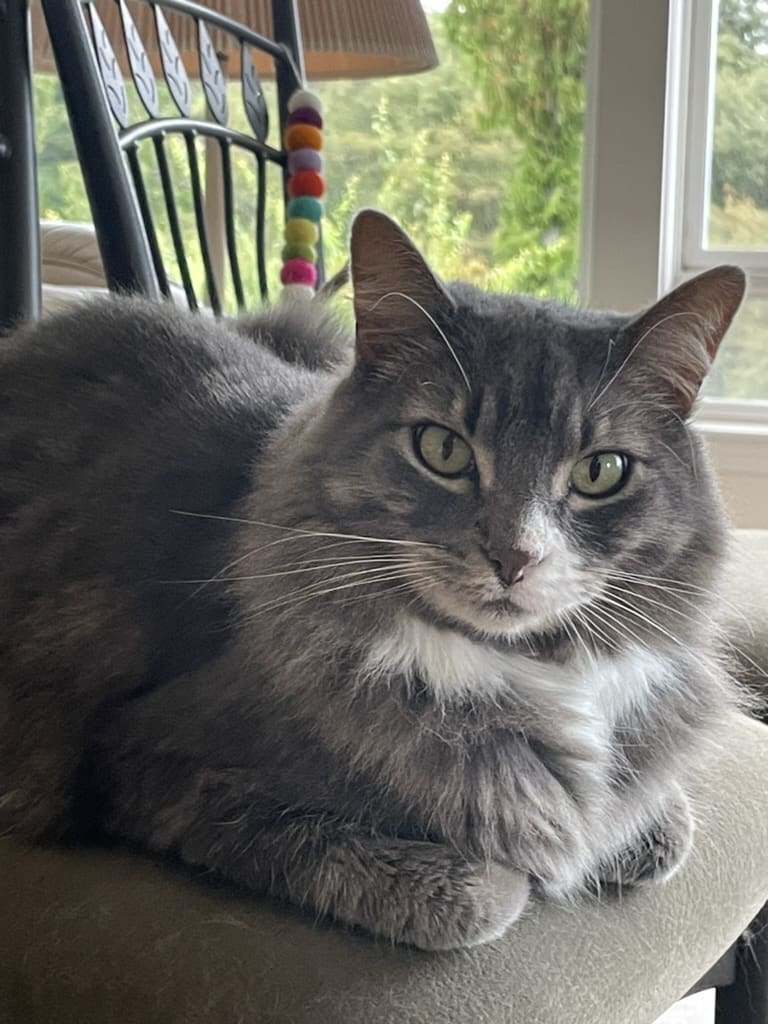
104;769;529;951
0;696;83;839
596;787;694;890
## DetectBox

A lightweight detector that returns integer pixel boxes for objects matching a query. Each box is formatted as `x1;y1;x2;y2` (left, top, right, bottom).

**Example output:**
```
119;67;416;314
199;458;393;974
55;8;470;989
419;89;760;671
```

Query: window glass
706;0;768;251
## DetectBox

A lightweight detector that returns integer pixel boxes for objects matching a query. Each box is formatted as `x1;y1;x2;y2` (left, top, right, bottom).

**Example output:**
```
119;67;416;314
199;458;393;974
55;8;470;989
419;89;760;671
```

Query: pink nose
491;548;535;587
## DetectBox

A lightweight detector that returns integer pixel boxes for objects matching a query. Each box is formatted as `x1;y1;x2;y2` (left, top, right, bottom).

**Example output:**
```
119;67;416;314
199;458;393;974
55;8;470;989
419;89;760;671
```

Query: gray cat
0;210;746;950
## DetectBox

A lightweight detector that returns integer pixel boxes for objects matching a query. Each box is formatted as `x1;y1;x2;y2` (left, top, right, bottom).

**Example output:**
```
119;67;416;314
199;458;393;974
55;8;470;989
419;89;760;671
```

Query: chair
2;0;311;326
0;3;767;1021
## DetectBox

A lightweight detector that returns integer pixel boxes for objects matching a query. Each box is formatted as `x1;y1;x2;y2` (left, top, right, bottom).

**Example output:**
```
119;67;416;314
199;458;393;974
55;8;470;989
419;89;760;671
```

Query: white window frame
582;0;768;528
665;0;768;290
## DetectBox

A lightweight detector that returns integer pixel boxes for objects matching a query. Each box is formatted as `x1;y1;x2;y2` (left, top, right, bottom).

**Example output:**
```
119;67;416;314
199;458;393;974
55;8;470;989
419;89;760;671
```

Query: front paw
597;799;694;890
401;859;530;951
330;842;530;951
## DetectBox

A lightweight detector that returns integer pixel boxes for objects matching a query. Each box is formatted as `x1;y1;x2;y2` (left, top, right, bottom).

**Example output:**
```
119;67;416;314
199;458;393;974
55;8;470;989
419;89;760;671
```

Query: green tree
711;25;768;207
444;0;588;298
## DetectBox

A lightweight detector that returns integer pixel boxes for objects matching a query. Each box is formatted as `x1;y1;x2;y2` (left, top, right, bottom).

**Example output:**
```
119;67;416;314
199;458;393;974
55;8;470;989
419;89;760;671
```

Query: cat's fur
0;211;745;949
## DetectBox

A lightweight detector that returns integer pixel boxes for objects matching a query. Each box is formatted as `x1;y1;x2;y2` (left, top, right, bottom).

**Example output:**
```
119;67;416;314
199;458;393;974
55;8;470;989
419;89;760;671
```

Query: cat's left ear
615;265;745;414
349;209;456;370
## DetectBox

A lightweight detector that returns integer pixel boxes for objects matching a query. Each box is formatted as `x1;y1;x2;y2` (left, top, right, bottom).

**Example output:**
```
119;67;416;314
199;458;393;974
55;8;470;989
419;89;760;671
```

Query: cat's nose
491;548;536;587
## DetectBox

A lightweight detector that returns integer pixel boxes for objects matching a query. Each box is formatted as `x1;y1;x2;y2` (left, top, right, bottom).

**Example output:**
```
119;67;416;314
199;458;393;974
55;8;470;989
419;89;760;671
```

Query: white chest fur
363;614;671;728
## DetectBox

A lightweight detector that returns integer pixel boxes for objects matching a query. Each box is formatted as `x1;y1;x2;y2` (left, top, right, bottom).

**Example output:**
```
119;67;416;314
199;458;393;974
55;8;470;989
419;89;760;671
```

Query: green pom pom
287;196;324;223
282;241;317;263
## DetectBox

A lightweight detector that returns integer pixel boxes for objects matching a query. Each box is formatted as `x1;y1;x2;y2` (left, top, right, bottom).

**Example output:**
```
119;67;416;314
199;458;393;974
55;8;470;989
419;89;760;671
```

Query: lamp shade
31;0;439;80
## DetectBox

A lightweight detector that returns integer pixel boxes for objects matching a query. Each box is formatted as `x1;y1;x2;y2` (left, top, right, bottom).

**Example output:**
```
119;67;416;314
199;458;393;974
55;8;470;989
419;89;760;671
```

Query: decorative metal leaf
241;46;268;141
118;0;158;117
154;5;191;116
86;2;129;128
198;21;228;126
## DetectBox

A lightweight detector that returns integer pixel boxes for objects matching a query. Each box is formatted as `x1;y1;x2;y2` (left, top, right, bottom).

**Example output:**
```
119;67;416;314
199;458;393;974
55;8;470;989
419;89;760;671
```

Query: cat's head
294;211;744;645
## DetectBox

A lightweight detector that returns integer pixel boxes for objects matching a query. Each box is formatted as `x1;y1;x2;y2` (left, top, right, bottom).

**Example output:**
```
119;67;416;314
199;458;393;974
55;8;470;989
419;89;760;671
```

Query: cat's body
0;212;745;949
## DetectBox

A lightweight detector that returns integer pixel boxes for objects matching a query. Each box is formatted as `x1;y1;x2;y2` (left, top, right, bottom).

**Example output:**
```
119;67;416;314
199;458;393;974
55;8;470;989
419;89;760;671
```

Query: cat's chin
413;585;565;642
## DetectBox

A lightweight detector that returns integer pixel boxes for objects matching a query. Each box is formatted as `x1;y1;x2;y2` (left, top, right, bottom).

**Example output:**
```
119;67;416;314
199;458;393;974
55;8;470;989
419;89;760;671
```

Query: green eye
571;452;630;498
414;423;474;478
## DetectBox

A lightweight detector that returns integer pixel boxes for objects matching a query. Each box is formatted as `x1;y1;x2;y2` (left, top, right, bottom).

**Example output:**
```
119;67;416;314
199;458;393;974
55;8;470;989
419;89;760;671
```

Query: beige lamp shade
31;0;439;80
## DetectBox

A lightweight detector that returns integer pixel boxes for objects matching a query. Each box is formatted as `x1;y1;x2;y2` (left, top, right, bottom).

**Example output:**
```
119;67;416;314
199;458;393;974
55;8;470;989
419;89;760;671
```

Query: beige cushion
41;221;107;289
1;714;767;1023
39;221;191;311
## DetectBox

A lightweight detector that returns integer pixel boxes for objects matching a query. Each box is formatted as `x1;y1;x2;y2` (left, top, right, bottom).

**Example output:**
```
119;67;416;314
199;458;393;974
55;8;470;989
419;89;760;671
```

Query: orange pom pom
284;123;322;151
288;170;325;199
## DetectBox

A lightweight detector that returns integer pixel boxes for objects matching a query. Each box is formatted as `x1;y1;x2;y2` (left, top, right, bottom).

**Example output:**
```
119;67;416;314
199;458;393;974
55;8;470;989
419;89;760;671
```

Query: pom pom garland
282;88;325;301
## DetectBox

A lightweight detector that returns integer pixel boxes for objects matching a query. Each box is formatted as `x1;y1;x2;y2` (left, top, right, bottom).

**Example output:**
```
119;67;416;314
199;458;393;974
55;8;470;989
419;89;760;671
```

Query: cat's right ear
349;209;455;369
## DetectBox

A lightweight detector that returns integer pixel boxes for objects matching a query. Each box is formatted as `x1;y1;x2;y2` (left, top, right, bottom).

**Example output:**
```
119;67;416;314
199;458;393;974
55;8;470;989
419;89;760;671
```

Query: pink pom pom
280;258;317;287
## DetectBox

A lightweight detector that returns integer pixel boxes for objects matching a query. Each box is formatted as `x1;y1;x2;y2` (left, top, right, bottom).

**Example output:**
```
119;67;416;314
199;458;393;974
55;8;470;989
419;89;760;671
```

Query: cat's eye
413;424;474;478
570;452;630;498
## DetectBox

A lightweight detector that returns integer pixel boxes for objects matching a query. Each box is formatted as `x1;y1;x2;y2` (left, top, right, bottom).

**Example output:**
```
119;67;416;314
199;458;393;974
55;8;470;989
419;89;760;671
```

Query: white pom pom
287;89;323;115
281;283;316;302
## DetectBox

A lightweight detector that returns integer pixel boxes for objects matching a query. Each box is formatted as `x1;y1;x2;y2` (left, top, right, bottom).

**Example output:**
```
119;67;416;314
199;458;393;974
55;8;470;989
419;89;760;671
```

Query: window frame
663;0;768;290
582;0;768;529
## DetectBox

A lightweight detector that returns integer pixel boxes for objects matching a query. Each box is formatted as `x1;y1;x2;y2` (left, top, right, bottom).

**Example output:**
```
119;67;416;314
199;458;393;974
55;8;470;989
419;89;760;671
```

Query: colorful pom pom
287;89;323;115
282;88;324;300
286;196;324;222
281;258;318;287
287;148;323;175
282;241;317;263
288;170;325;199
284;218;319;246
287;107;323;129
282;283;316;301
284;123;323;151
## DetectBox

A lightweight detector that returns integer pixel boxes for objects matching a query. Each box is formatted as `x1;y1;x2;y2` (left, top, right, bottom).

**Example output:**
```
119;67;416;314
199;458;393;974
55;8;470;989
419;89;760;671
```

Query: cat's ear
349;209;455;368
615;265;745;414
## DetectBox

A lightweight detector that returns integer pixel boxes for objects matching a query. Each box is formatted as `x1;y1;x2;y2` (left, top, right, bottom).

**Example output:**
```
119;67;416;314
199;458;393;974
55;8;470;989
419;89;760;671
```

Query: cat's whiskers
605;568;753;633
570;606;618;654
169;509;445;550
594;591;692;654
604;581;766;680
168;510;443;599
370;290;471;392
219;559;428;585
581;600;654;655
172;554;422;585
240;567;437;623
559;609;596;663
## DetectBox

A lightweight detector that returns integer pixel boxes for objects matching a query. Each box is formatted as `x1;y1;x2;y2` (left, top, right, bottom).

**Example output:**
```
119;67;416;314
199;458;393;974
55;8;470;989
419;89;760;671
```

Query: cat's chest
363;614;670;735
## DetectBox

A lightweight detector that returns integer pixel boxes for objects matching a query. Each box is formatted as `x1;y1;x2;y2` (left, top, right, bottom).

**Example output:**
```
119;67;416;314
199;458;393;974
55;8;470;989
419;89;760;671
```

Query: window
663;0;768;403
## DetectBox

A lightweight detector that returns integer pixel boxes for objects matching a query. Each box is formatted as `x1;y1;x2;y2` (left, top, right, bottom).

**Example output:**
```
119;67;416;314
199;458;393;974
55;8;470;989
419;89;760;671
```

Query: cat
0;210;746;950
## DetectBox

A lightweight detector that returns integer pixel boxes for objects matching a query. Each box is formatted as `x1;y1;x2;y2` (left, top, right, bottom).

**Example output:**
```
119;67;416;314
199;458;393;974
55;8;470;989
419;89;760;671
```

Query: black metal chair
0;0;308;329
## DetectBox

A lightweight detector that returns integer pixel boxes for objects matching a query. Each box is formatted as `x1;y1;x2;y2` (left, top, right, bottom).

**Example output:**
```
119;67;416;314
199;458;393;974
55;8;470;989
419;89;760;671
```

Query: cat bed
1;538;766;1024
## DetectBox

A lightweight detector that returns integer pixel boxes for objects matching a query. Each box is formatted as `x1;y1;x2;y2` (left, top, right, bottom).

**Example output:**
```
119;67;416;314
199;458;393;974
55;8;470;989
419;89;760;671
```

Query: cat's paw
596;802;694;890
401;861;530;951
330;840;530;951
